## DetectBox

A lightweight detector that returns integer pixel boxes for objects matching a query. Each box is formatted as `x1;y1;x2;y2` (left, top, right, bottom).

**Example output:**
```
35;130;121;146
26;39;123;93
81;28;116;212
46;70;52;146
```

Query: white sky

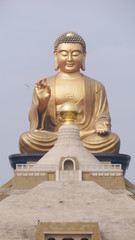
0;0;135;185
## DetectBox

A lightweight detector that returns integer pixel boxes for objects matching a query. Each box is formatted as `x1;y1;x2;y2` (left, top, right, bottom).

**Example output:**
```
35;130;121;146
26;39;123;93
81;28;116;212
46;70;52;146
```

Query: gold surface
60;102;78;124
19;32;120;154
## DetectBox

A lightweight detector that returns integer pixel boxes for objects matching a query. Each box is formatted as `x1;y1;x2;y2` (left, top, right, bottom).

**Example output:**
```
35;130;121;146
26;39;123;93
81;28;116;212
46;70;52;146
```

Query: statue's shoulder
84;75;104;91
46;75;56;87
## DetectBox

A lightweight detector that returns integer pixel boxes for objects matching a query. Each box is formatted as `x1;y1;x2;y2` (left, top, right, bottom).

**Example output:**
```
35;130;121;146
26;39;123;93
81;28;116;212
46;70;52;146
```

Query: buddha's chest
55;78;84;106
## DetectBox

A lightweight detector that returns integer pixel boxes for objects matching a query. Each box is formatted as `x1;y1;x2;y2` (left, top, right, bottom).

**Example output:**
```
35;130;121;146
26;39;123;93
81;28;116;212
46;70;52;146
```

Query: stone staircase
59;170;79;182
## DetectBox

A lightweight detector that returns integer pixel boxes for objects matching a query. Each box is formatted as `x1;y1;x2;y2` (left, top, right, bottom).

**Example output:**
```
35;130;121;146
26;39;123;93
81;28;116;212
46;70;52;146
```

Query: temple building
0;102;135;240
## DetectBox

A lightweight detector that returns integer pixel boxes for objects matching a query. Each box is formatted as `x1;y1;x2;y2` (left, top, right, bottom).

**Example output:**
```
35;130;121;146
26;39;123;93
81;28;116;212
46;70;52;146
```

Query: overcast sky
0;0;135;185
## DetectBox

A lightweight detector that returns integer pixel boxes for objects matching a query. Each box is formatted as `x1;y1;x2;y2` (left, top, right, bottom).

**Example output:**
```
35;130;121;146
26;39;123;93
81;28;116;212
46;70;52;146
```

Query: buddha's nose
67;52;72;61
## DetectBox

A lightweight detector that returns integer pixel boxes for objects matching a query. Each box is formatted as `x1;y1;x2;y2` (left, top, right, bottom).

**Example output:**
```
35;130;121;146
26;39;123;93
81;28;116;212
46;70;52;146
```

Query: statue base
9;153;131;176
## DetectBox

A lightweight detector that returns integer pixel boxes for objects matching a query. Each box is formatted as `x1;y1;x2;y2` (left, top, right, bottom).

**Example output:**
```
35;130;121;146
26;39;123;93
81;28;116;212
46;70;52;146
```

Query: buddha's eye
72;51;81;56
60;51;68;57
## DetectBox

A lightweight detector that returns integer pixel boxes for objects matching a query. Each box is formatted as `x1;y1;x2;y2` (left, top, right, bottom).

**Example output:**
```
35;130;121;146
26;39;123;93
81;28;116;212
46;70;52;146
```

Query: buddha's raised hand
35;78;51;114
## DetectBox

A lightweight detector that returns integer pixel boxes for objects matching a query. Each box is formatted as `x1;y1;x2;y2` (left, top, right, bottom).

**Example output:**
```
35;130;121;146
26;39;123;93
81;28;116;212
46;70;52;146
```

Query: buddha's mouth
66;63;74;67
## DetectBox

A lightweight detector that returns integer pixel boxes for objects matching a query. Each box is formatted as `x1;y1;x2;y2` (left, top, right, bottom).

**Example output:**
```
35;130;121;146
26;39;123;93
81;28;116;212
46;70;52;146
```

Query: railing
16;164;122;172
16;164;59;171
15;164;123;178
80;164;122;171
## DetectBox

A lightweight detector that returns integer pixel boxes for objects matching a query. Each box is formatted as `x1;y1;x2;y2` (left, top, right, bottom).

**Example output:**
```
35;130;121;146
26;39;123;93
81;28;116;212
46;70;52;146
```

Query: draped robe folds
19;75;120;153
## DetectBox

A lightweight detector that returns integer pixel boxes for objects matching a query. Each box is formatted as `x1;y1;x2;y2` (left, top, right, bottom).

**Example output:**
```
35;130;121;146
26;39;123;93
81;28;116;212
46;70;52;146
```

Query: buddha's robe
19;75;120;153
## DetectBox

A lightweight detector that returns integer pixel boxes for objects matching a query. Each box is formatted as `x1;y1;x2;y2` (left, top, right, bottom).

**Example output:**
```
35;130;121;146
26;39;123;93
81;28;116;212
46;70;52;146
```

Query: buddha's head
54;32;86;73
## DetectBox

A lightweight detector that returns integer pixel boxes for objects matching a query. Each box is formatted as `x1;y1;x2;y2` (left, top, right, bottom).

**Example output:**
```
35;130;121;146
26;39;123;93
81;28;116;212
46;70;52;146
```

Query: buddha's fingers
46;85;51;93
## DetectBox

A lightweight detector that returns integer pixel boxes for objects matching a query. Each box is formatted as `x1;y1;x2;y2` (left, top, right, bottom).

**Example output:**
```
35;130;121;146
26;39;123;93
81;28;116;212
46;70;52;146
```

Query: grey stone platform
0;181;135;240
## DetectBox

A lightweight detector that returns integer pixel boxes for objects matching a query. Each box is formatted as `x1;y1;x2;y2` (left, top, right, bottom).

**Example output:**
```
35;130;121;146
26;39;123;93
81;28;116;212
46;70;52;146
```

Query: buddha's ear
81;52;86;71
54;52;59;71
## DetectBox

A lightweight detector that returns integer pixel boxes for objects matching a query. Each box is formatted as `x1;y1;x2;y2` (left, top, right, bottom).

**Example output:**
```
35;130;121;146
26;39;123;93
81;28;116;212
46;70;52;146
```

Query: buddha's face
54;43;86;73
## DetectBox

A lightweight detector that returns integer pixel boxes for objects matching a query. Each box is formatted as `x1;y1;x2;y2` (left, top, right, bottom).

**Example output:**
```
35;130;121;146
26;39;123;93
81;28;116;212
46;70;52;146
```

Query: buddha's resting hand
35;78;51;114
95;122;110;135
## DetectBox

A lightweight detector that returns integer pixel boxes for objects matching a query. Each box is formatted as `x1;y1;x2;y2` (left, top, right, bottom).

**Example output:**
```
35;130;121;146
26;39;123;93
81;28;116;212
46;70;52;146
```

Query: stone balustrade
16;164;59;171
15;164;123;178
80;164;121;170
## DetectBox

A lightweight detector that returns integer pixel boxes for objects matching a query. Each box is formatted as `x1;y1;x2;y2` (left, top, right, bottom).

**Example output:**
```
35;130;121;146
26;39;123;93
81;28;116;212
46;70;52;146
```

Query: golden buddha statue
19;32;120;154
